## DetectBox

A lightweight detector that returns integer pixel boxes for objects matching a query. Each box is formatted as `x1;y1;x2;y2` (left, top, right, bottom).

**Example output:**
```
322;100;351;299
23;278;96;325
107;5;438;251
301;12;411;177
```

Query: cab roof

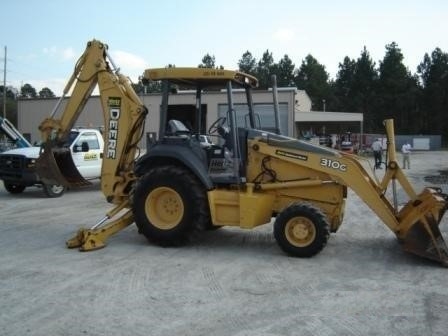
143;67;258;89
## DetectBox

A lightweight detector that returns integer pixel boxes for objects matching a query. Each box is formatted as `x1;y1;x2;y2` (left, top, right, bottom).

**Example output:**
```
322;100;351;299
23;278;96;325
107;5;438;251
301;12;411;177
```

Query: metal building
18;88;298;146
17;88;364;148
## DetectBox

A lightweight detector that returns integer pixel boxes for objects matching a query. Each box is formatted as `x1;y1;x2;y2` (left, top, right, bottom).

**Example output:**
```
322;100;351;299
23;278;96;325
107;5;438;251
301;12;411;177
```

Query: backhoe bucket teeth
36;141;91;188
401;218;448;266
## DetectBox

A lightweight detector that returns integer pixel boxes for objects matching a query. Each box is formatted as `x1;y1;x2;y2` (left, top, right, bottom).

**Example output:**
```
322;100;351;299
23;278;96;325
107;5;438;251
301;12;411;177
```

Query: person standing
402;142;412;169
371;138;383;169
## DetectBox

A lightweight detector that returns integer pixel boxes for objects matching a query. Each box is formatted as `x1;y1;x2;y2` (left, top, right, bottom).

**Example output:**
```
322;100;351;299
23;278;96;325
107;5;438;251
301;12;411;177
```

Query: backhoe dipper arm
37;40;148;204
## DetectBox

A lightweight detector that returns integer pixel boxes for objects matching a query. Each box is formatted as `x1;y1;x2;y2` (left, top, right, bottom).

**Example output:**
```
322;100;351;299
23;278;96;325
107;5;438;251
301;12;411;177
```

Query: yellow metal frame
208;184;275;229
143;67;258;88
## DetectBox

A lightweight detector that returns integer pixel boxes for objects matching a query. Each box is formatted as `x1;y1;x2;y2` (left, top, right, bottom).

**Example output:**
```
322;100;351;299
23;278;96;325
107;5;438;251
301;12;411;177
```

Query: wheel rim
145;187;184;230
51;185;64;194
285;217;316;247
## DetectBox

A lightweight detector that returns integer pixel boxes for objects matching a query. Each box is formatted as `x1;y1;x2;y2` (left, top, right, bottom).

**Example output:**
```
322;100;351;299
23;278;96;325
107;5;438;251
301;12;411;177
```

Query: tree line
235;42;448;138
1;41;448;142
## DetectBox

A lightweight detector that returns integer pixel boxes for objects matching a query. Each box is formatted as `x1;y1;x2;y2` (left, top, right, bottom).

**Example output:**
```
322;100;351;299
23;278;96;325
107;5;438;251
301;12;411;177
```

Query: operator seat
166;119;191;136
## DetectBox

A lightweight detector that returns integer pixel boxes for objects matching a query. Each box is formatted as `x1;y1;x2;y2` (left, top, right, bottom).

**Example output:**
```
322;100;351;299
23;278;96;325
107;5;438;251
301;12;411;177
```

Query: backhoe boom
35;40;148;250
36;40;147;203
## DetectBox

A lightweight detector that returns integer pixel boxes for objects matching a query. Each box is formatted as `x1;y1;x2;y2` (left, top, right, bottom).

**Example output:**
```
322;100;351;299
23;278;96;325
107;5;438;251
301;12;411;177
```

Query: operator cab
144;67;258;186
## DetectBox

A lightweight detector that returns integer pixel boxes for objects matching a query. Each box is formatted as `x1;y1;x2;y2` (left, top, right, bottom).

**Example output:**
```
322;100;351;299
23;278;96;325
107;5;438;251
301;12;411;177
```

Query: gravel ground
1;151;448;336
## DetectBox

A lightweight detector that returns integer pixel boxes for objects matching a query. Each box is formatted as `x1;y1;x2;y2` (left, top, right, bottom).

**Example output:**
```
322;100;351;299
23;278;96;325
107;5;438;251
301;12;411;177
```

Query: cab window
75;132;100;150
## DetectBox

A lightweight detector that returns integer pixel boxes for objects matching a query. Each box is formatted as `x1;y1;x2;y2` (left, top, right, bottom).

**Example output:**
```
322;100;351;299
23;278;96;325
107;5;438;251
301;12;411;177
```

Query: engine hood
0;146;41;158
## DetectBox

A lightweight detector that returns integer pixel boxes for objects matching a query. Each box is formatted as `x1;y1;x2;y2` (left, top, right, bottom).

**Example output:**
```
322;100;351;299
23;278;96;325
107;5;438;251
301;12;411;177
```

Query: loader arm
36;40;148;204
252;119;448;265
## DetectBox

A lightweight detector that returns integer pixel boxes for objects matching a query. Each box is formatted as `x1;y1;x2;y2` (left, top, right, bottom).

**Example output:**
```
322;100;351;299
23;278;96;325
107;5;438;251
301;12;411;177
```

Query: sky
1;0;448;96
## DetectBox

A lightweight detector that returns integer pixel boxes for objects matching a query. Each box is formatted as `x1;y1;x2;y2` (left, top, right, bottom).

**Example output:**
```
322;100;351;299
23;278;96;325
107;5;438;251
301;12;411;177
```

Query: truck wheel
274;202;330;258
4;182;26;194
133;165;210;246
43;184;65;198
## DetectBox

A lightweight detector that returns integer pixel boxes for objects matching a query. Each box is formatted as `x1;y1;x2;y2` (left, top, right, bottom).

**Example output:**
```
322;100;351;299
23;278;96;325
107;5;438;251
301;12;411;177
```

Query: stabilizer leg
66;202;134;251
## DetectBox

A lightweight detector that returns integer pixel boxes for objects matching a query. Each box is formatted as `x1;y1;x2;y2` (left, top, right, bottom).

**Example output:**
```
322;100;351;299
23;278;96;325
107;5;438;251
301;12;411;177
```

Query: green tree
38;87;55;98
333;56;357;111
136;77;162;94
376;42;420;134
294;54;330;110
255;50;275;89
275;55;295;87
198;54;223;69
331;47;379;131
20;83;37;98
0;85;18;124
198;53;216;68
352;47;379;131
238;51;257;76
0;85;17;99
417;47;448;138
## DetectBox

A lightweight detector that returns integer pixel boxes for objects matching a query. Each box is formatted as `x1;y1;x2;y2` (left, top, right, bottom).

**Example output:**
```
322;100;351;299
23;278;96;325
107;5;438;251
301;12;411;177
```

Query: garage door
413;138;430;150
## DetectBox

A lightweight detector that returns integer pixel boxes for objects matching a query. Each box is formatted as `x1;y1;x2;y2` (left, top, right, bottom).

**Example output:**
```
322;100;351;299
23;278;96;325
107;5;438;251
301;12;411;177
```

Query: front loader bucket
36;141;91;188
401;219;448;266
398;189;448;266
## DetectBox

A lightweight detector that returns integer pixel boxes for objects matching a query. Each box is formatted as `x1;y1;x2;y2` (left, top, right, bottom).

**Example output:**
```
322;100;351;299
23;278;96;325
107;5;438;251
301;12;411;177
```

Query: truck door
71;131;103;179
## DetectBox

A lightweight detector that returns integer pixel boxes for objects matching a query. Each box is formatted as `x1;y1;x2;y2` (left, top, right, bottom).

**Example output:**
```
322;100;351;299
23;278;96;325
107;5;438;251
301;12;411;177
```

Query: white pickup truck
0;128;103;197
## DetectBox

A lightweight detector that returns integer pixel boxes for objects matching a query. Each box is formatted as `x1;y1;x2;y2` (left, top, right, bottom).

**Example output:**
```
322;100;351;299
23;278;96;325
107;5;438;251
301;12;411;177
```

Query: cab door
71;132;103;179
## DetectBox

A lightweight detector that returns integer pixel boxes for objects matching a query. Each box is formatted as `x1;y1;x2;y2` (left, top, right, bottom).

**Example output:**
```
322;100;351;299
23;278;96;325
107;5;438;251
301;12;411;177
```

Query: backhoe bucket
36;141;91;188
398;189;448;266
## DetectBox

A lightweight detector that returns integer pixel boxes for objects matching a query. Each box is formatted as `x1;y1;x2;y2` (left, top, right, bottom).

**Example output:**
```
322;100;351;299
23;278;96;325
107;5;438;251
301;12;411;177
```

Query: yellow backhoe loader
36;39;448;266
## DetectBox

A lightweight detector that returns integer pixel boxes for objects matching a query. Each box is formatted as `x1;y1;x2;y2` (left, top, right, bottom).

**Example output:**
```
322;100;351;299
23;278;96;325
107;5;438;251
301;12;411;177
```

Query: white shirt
371;140;382;152
402;143;412;154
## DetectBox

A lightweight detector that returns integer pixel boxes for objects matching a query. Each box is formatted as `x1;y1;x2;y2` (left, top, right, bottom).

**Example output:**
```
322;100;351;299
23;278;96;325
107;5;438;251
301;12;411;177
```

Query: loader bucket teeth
36;141;91;188
401;218;448;267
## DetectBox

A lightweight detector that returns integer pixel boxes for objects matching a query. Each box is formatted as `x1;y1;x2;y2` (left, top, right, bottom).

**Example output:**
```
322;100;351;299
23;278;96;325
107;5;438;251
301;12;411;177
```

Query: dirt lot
1;151;448;336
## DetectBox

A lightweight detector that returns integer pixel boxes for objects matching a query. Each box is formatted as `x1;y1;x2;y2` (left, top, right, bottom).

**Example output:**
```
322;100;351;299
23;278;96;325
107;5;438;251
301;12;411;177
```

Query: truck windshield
62;131;80;147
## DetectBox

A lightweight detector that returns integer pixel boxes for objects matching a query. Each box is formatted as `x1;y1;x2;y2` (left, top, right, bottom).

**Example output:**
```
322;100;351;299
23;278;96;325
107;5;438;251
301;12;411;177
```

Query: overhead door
413;138;430;150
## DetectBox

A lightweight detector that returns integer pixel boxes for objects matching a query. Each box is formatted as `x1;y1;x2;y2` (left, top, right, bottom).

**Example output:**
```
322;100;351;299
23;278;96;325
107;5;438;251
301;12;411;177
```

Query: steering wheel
208;117;227;135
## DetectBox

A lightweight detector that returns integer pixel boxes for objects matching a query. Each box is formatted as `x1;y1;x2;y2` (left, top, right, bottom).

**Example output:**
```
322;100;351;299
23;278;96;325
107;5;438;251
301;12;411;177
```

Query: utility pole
2;46;6;118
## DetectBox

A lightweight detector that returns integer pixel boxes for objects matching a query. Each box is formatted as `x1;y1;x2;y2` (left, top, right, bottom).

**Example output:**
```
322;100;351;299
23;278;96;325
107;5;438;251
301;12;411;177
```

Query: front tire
132;165;210;246
4;182;26;194
274;202;330;258
43;184;65;198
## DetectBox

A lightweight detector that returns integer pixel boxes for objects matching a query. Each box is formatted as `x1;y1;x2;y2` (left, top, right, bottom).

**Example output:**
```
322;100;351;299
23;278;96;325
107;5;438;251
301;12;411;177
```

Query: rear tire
43;184;65;198
274;202;330;258
4;182;26;194
132;165;210;246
